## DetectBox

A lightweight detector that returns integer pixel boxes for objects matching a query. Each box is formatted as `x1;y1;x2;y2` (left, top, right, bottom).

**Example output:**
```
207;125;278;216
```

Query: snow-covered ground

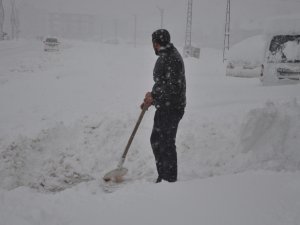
1;39;300;225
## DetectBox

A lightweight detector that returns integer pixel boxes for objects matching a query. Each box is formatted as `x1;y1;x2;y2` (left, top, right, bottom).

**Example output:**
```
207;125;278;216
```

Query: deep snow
1;39;300;225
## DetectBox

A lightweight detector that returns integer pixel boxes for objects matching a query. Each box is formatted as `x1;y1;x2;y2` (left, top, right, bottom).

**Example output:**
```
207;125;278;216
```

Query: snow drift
231;100;300;172
1;99;300;191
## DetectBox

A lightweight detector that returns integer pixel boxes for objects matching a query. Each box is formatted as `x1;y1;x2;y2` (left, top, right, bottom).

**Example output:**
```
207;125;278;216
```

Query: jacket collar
158;43;174;56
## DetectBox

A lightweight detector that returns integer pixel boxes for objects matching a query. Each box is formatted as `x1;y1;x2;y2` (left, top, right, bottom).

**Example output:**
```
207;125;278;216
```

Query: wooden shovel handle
121;106;147;161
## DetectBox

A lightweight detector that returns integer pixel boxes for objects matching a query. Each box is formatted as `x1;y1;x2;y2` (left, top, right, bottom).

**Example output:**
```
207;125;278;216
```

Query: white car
226;35;265;78
43;37;60;52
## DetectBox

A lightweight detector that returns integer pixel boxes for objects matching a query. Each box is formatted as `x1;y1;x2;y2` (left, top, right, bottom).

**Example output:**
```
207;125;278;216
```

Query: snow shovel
103;106;147;182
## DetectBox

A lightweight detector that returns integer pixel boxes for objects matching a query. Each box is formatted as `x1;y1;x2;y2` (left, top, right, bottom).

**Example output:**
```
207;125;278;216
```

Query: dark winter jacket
151;43;186;111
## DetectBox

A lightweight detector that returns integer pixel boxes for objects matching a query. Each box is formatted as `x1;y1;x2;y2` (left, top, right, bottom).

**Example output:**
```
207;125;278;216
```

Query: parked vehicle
261;33;300;84
261;16;300;85
43;37;60;51
226;35;265;78
227;15;300;85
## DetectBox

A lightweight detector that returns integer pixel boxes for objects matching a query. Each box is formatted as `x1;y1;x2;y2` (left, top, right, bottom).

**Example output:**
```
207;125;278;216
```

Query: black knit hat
152;29;171;46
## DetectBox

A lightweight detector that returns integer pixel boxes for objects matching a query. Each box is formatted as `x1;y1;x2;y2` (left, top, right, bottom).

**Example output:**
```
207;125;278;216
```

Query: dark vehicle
43;37;60;52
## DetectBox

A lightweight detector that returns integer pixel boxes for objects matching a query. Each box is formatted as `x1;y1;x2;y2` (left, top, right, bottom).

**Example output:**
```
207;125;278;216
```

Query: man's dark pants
150;108;184;182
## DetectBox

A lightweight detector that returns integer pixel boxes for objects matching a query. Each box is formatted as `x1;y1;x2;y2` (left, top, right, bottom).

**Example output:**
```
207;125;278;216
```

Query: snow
1;171;300;225
1;39;300;225
227;35;265;65
264;15;300;36
226;35;265;78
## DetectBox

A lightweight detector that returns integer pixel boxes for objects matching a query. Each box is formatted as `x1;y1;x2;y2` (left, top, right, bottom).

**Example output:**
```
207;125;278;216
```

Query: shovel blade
103;167;128;182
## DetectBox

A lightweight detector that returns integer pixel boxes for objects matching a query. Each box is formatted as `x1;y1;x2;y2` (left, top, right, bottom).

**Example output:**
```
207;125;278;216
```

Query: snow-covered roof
227;35;265;64
264;15;300;36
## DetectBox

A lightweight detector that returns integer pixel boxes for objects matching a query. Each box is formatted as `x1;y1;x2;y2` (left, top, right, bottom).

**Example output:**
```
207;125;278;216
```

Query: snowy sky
14;0;300;46
27;0;300;24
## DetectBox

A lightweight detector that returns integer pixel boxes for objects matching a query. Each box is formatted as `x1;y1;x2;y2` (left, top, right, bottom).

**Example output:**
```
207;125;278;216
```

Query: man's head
152;29;171;46
152;29;171;55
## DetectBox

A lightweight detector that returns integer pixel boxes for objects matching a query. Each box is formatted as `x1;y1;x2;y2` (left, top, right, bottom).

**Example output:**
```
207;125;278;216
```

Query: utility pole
133;14;137;47
114;19;118;43
157;6;164;28
0;0;4;40
10;0;20;40
184;0;193;49
100;22;103;42
223;0;231;62
183;0;200;58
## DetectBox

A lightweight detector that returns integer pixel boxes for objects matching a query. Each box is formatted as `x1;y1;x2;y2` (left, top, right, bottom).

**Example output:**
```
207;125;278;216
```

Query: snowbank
230;100;300;172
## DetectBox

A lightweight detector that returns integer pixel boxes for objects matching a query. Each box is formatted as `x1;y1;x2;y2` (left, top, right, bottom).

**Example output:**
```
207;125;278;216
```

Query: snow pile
0;111;176;191
231;100;300;172
227;35;265;65
0;122;92;191
0;116;155;192
178;99;300;180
